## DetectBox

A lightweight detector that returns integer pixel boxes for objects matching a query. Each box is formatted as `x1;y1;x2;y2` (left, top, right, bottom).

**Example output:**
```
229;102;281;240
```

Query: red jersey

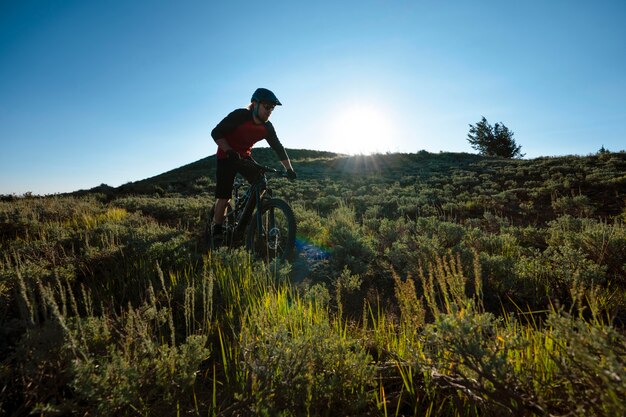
211;108;288;160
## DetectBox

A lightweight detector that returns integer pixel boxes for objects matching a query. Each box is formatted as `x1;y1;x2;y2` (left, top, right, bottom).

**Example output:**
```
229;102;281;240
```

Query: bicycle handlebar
236;159;289;178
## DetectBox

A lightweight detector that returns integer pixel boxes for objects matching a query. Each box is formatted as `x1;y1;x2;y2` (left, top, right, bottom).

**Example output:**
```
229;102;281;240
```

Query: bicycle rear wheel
246;198;296;261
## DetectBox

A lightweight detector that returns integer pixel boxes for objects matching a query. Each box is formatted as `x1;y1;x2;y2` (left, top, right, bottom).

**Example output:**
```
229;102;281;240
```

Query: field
1;149;626;416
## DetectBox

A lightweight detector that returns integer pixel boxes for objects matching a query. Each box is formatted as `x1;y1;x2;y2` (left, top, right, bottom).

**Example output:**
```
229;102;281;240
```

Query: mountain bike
207;159;297;262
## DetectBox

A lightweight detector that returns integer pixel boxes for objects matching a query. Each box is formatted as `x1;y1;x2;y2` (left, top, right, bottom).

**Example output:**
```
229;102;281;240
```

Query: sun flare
327;104;396;155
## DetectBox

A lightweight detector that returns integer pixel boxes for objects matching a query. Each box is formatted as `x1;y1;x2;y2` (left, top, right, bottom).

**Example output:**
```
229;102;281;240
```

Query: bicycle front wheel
246;198;296;261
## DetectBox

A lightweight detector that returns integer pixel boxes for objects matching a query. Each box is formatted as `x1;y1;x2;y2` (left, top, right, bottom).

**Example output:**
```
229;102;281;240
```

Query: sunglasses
261;103;276;112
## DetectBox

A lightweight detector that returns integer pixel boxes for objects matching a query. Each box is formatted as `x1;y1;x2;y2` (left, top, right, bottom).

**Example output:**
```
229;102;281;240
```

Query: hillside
85;148;487;195
2;149;626;416
85;148;626;225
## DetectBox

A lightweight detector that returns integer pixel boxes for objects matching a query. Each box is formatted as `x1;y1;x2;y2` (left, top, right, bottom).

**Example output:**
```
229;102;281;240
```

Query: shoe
211;224;225;248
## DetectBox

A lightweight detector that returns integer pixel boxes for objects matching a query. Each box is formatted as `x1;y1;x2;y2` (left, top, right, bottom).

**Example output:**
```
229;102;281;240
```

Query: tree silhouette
467;116;524;158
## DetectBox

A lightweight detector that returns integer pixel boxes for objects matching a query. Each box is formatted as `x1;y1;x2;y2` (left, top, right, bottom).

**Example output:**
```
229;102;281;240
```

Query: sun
327;104;396;155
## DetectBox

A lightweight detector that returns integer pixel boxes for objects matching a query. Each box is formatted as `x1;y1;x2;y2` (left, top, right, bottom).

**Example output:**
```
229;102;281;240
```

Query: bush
545;312;626;416
548;216;626;285
326;206;374;276
70;313;209;415
292;204;329;248
240;290;374;415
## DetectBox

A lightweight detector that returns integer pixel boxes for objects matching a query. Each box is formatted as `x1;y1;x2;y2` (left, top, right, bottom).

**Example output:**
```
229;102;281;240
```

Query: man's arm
264;122;289;161
264;122;295;177
280;159;294;171
215;138;234;153
211;109;250;145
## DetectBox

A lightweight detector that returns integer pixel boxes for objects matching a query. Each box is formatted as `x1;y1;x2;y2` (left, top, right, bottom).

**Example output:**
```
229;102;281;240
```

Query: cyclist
210;87;296;246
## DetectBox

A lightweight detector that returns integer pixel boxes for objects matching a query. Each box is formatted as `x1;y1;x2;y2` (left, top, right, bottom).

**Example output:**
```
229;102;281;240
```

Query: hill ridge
78;149;626;223
86;148;490;195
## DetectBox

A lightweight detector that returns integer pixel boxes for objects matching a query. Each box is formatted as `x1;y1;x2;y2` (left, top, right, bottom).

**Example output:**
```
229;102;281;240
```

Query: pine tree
467;116;524;158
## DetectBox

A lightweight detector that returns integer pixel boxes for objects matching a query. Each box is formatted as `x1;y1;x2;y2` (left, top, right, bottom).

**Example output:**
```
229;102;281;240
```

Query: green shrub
292;204;329;247
70;314;209;416
545;311;626;416
113;196;208;228
551;194;595;217
240;290;374;415
547;216;626;284
326;206;374;275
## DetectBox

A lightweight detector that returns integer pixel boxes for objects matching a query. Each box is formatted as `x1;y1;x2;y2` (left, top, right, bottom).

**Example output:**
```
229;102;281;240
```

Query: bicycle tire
246;198;296;261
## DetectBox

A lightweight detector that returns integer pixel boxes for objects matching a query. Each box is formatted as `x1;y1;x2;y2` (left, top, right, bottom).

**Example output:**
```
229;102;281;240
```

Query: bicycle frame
210;159;296;260
231;175;270;243
226;160;281;245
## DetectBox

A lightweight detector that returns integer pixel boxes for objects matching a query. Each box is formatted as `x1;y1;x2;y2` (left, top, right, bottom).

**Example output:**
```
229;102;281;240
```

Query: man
210;87;296;246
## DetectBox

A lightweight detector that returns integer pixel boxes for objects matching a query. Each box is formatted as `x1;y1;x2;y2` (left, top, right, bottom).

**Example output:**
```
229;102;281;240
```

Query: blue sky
1;0;625;195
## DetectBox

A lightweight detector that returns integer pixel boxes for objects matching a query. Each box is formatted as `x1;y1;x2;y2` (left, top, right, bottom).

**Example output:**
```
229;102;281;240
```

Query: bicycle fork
254;190;280;250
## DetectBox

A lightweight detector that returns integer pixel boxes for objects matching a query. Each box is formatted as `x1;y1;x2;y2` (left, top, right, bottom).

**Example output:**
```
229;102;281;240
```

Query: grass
3;229;626;416
2;149;626;416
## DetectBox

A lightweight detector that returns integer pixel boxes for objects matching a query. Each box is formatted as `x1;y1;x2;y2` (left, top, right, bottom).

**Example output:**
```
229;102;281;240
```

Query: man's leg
213;158;235;247
213;198;231;225
211;198;230;247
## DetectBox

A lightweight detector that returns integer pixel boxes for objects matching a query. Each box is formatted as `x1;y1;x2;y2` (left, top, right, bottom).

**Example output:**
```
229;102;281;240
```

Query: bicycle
207;159;297;262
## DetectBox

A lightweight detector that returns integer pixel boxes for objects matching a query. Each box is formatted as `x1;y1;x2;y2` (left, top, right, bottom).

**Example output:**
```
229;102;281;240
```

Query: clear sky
1;0;625;195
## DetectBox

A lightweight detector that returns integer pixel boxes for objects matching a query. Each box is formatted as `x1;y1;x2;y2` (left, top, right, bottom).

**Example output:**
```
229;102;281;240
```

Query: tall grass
365;254;626;417
2;192;626;416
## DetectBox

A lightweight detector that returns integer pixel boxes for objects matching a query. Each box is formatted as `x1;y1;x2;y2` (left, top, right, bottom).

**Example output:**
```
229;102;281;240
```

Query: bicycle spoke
247;198;296;261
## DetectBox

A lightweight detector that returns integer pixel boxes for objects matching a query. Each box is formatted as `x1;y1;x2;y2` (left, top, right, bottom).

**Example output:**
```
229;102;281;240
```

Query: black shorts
215;157;261;199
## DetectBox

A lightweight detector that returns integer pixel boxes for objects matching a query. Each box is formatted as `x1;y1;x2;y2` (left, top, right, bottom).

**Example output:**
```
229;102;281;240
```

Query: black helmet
251;88;282;105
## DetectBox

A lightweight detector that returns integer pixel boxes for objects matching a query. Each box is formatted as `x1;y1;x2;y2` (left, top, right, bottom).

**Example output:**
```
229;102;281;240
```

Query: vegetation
1;148;625;416
467;116;524;158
